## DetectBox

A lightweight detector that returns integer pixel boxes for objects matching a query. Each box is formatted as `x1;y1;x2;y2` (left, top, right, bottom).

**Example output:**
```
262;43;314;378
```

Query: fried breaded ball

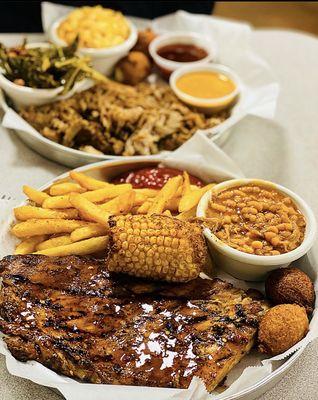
133;28;157;56
114;51;152;85
258;304;308;356
266;267;315;314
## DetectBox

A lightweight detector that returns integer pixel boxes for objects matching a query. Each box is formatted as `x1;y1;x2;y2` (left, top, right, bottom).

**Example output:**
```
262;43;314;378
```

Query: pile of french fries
11;170;215;256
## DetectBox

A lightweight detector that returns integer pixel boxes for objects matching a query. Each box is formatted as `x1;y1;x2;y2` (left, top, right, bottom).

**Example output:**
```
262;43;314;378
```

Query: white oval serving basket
1;157;316;400
0;86;242;168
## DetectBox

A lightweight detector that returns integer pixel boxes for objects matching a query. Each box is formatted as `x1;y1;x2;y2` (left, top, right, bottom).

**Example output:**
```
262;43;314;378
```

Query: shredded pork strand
20;81;230;156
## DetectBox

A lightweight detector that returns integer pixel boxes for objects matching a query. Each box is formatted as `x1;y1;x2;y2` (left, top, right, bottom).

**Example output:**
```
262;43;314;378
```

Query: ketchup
112;167;204;189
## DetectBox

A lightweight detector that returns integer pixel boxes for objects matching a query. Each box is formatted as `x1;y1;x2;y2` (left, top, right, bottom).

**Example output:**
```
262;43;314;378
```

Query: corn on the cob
107;214;207;282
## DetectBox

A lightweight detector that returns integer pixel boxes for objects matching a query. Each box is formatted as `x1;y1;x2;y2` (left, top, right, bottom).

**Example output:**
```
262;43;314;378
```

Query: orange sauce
176;71;236;99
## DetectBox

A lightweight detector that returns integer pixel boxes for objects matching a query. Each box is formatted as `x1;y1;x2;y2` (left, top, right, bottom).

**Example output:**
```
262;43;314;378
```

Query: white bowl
149;31;216;78
197;178;317;281
170;63;242;113
0;42;91;107
49;16;138;75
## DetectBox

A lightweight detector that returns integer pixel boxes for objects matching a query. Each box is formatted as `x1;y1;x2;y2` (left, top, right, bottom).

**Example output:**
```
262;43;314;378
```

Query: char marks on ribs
0;255;268;391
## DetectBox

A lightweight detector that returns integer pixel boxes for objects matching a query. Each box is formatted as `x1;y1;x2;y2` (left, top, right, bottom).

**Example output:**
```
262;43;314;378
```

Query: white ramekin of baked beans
197;179;316;281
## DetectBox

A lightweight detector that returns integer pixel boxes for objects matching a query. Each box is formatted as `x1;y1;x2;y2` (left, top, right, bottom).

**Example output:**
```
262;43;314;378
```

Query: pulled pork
20;81;229;156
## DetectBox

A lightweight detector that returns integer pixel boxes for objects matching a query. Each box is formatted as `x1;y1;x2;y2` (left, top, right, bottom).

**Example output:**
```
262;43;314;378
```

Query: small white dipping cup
149;31;216;78
170;63;241;113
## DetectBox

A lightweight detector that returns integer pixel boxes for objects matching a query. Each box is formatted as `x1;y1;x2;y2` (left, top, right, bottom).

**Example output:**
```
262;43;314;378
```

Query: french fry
99;191;151;211
100;190;136;214
165;197;180;212
36;235;72;251
99;197;121;214
43;184;132;209
176;206;197;221
178;184;215;213
14;235;47;255
34;236;109;256
148;176;182;215
176;184;200;196
117;190;136;214
175;186;183;197
133;192;148;206
71;224;106;242
134;188;158;198
23;185;50;206
50;182;86;196
81;184;132;203
190;185;200;190
182;171;191;196
70;171;110;190
137;200;152;214
14;206;78;221
60;209;79;219
163;209;172;217
42;195;73;209
137;196;180;213
69;194;110;227
11;219;89;238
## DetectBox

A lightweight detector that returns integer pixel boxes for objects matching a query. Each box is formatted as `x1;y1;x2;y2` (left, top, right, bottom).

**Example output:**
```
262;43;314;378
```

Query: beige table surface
0;29;317;399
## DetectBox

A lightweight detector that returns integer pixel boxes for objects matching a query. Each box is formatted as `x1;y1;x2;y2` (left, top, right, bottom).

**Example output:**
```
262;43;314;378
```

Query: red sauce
112;167;204;189
157;44;208;63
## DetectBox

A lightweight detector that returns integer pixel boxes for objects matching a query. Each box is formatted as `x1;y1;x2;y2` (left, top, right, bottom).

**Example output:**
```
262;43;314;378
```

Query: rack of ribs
0;255;268;391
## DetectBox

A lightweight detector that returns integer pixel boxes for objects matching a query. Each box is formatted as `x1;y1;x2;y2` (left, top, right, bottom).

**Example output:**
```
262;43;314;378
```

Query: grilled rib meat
0;255;268;391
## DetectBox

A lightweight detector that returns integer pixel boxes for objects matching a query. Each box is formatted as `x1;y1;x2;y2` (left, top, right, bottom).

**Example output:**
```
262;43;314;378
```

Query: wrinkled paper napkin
1;3;280;146
0;132;317;400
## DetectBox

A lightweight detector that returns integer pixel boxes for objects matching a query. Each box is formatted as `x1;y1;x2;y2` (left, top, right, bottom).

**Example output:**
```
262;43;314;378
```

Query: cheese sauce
176;71;236;99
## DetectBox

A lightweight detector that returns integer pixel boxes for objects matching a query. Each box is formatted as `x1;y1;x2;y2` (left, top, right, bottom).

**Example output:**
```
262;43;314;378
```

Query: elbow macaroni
57;6;130;49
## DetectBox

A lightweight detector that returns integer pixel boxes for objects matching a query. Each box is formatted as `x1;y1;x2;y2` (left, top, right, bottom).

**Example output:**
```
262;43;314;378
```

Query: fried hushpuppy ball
114;51;152;85
258;304;308;356
133;28;157;56
266;267;315;314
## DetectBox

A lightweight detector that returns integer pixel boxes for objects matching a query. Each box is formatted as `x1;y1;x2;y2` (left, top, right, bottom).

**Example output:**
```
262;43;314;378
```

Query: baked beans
206;183;306;256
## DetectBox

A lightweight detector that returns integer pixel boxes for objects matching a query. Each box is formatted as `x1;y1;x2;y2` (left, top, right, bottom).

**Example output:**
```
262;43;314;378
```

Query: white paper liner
1;3;279;149
0;132;317;399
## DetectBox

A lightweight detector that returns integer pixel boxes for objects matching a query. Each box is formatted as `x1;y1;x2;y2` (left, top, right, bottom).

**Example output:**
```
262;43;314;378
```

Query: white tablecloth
0;29;317;400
